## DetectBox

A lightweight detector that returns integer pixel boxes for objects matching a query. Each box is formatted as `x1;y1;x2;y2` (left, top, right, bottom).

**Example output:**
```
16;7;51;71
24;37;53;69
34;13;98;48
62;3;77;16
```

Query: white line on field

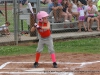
5;61;100;64
0;62;11;69
0;72;44;74
0;72;74;75
25;68;45;71
0;61;100;69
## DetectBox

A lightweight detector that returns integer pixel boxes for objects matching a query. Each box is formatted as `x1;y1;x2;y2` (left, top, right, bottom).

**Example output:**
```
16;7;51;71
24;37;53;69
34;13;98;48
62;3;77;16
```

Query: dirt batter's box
0;61;100;75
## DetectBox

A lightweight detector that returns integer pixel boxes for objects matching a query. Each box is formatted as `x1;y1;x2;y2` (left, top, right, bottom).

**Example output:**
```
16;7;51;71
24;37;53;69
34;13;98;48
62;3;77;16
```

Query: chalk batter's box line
0;61;100;69
2;61;100;64
0;61;88;69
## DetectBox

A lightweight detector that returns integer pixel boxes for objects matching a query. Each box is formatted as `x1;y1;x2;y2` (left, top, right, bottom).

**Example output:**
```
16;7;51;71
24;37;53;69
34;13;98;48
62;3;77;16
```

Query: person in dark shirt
79;0;87;5
61;0;72;22
19;0;28;8
75;0;87;5
48;0;63;23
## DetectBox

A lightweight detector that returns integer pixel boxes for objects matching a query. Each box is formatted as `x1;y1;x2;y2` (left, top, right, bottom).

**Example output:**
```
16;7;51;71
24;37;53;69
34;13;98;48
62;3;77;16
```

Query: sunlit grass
0;37;100;56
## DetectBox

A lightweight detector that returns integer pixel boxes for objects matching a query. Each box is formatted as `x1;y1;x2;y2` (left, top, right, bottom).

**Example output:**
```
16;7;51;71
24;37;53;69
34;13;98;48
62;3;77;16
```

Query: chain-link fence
0;0;99;45
0;0;14;45
0;0;39;45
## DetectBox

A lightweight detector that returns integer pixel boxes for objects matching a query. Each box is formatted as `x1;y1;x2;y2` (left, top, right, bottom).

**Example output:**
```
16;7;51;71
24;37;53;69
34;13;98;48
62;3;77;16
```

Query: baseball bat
28;2;34;16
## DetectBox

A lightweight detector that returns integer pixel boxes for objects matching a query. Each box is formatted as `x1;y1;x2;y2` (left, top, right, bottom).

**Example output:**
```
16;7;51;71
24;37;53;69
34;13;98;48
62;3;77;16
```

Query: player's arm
31;23;37;32
41;21;50;29
31;26;36;32
31;21;42;32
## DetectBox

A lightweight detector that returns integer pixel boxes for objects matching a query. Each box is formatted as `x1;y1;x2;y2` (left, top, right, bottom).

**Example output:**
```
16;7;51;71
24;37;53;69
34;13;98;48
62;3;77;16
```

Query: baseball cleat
33;62;38;68
53;62;57;68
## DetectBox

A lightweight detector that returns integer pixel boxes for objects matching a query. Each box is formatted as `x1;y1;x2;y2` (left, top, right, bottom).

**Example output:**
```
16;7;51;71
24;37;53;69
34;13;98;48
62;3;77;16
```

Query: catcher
31;11;57;68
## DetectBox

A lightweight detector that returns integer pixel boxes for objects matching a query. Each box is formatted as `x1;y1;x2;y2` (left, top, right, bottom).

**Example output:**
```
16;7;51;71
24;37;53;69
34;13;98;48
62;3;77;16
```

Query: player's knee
49;49;55;54
36;49;43;53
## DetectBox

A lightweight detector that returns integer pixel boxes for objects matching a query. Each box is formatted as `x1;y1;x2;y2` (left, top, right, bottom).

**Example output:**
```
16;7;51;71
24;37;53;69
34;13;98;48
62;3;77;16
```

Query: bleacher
18;0;98;33
40;7;98;32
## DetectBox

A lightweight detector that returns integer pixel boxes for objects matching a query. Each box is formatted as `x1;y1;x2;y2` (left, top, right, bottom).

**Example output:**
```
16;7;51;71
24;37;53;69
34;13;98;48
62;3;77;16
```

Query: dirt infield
0;53;100;75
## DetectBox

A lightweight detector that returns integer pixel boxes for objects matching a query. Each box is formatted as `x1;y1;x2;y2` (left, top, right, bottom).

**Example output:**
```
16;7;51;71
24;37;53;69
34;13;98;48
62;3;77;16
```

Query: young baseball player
31;11;57;68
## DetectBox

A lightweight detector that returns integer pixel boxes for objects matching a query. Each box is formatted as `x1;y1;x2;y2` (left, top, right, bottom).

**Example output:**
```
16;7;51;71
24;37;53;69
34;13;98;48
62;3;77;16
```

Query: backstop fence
0;0;99;45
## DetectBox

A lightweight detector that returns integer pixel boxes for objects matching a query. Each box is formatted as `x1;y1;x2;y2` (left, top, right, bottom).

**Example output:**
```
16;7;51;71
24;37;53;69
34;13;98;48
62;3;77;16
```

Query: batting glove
36;25;41;29
34;23;38;27
34;23;41;29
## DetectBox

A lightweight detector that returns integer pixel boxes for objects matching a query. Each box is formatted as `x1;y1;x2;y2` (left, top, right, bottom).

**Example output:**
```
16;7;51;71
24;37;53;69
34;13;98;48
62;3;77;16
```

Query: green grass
54;38;100;53
0;45;37;56
0;37;100;56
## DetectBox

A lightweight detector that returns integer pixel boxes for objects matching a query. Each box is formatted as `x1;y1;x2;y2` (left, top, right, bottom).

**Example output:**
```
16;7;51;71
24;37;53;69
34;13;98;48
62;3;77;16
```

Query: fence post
5;1;7;22
13;0;19;45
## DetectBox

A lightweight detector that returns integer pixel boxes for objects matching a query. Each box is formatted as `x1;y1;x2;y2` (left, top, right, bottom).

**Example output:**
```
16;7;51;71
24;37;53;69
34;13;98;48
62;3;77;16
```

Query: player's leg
33;39;44;68
46;37;57;68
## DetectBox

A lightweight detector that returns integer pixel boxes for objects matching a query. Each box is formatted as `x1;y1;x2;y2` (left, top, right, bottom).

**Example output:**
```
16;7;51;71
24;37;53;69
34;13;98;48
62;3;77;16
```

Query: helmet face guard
37;11;49;22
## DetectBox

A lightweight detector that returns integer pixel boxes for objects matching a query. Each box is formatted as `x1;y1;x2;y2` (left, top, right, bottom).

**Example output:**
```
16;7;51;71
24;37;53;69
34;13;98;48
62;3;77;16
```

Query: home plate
25;68;45;72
